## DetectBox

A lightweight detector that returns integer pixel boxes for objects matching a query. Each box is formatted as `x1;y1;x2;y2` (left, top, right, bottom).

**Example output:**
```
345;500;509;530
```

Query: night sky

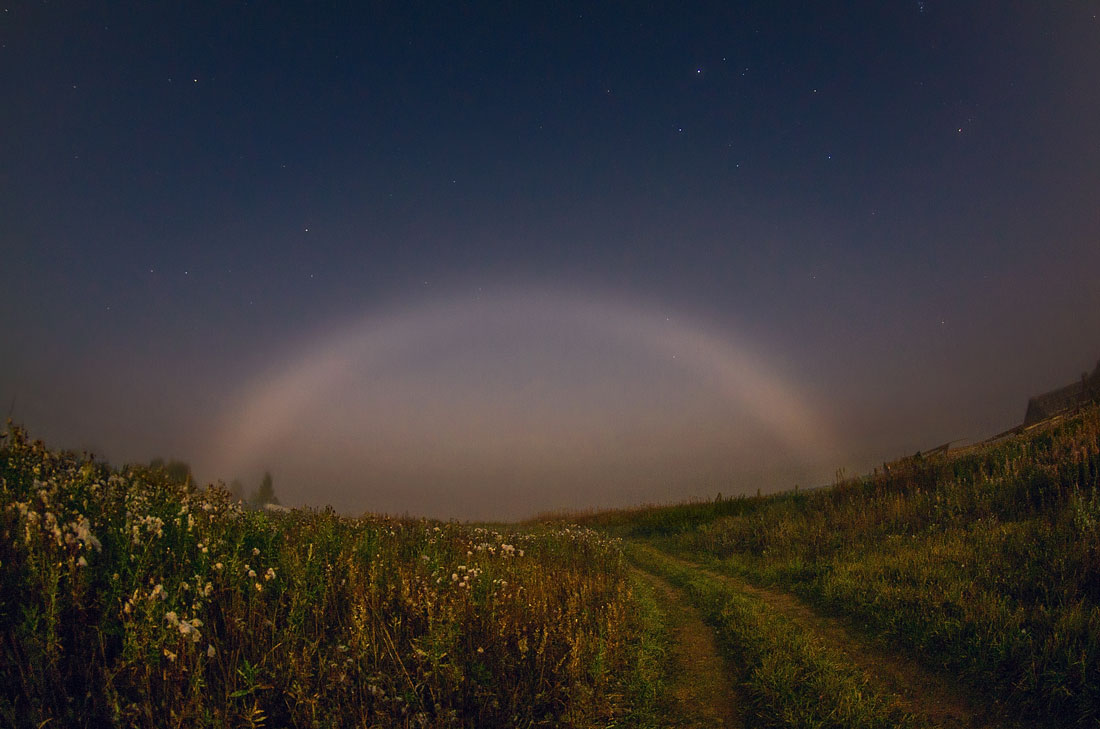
3;2;1099;519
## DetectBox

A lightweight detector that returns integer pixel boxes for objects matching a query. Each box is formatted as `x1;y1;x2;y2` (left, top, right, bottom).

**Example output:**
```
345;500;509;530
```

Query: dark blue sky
2;2;1099;517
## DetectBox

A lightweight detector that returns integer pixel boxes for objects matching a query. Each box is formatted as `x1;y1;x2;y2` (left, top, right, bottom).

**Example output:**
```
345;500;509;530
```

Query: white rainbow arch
206;287;833;482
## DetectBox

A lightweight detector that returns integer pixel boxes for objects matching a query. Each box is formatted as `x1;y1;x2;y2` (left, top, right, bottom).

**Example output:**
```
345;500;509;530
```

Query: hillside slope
583;406;1100;725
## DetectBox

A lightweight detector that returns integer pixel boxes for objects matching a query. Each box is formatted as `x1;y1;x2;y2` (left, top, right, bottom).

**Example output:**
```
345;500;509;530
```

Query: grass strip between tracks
627;542;930;729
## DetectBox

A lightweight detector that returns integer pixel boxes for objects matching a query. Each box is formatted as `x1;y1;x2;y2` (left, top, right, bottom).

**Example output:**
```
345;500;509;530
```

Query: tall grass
0;425;646;728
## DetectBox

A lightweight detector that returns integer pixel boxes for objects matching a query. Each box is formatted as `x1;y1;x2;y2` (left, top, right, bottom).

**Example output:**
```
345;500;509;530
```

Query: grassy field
5;404;1100;727
0;425;662;728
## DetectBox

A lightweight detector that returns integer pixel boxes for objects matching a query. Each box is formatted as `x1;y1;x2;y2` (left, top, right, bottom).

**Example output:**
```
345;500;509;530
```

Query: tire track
631;567;744;728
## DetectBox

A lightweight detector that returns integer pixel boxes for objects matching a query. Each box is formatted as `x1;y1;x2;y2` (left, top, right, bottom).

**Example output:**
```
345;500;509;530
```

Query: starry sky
2;2;1099;519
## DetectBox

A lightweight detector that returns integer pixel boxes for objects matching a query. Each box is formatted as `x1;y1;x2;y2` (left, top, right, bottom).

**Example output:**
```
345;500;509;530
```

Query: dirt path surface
631;567;744;729
655;550;1012;729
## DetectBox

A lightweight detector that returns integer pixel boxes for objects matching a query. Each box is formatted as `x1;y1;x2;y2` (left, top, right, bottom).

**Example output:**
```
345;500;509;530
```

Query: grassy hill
578;406;1100;726
3;403;1099;727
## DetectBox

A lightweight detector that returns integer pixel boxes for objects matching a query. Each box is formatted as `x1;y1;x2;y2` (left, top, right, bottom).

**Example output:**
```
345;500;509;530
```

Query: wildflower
252;547;260;556
77;556;88;567
264;567;275;581
254;582;263;592
178;619;201;642
214;562;224;571
207;644;216;658
150;583;166;601
164;648;177;662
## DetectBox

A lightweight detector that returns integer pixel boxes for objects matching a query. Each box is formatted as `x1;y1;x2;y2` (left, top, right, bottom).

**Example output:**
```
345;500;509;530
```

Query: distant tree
228;478;245;500
165;460;193;486
250;471;278;506
150;457;192;486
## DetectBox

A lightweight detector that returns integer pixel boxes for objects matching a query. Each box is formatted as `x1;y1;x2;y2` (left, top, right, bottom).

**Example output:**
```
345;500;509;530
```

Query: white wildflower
179;618;201;642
